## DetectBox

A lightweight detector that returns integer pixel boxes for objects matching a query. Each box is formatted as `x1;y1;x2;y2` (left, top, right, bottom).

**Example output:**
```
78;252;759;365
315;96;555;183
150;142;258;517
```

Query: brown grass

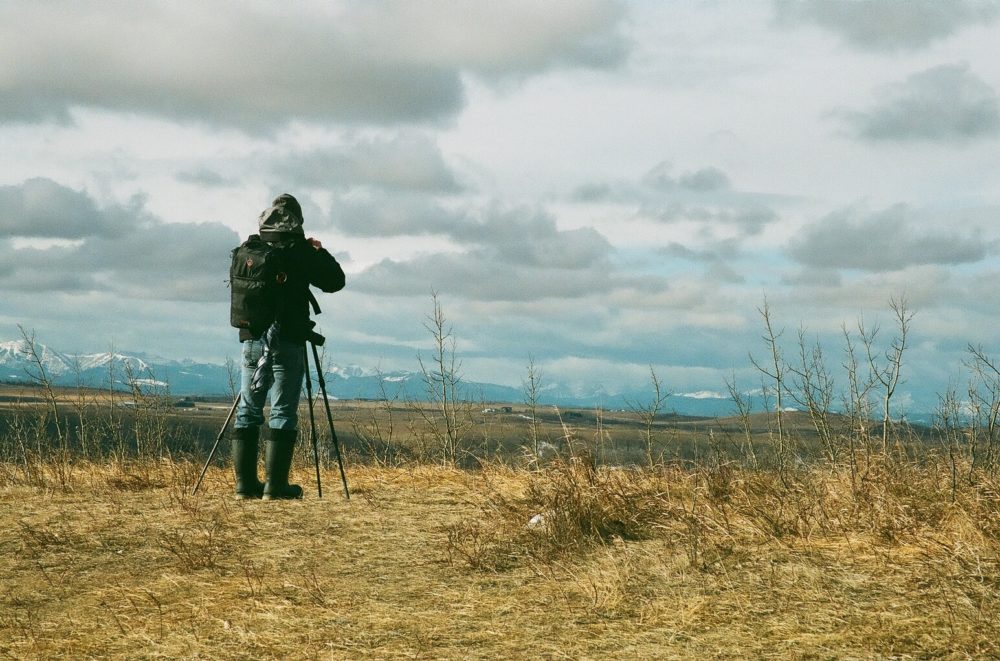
3;456;1000;659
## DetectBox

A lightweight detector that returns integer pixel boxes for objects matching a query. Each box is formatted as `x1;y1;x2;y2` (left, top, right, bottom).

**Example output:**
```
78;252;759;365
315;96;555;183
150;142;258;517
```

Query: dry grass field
3;454;1000;659
2;378;999;658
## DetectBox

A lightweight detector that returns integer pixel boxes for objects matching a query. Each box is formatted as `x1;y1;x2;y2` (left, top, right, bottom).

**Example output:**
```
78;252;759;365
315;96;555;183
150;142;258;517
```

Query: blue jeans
235;339;306;431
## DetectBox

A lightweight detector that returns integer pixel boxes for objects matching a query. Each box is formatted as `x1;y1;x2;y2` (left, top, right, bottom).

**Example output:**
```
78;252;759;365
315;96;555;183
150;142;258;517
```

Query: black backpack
229;234;293;336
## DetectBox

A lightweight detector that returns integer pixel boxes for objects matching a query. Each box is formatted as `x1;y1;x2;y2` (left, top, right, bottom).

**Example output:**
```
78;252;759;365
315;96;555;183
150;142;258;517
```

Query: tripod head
307;329;326;346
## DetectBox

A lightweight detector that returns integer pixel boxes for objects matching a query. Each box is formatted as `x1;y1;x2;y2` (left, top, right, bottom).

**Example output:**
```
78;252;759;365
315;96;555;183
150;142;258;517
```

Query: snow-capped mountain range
0;339;739;416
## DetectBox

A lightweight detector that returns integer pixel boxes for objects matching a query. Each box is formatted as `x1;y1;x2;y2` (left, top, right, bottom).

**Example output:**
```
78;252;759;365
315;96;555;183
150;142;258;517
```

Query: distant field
0;381;856;469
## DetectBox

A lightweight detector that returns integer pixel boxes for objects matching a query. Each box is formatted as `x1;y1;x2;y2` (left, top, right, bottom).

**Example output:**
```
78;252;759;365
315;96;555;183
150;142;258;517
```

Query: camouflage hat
258;193;305;240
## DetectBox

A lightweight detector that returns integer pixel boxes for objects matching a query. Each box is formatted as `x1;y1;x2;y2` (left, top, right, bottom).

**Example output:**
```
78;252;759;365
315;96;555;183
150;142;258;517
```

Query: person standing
231;194;345;500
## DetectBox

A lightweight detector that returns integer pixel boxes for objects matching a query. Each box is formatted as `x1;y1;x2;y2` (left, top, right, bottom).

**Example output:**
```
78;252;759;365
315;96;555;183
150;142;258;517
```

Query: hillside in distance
0;340;740;417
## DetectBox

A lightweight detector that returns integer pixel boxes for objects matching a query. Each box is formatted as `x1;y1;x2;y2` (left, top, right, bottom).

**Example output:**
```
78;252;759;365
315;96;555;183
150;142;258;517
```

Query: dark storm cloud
775;0;999;51
0;178;132;239
0;1;629;131
0;179;239;301
841;64;1000;143
275;134;464;193
788;204;992;271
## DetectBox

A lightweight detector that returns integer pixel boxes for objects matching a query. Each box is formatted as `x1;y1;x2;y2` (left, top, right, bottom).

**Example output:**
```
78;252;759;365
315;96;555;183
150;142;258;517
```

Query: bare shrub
349;367;406;466
862;296;915;455
788;327;837;462
725;371;759;469
522;356;544;465
965;344;1000;476
749;297;790;477
625;366;670;468
414;292;474;465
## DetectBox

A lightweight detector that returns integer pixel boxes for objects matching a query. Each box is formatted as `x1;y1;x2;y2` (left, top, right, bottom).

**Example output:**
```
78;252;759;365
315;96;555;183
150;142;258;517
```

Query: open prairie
4;460;1000;659
2;384;999;658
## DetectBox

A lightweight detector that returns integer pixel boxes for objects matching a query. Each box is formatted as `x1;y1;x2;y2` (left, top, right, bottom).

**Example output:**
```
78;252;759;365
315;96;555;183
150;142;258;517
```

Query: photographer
231;194;345;500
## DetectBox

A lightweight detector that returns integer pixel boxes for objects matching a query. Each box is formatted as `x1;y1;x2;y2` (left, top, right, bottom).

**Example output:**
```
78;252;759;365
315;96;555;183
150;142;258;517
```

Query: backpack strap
307;290;321;316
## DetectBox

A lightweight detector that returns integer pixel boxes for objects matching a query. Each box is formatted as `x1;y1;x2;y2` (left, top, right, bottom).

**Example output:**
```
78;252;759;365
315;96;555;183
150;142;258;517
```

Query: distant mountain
1;339;162;387
0;338;750;416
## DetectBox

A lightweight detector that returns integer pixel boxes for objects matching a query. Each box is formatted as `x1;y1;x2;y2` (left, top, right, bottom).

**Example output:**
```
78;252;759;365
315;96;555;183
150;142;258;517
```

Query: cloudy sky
3;0;1000;405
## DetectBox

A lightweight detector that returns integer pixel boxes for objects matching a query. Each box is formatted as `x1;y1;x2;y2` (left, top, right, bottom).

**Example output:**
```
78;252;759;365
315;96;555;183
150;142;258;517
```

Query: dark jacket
239;236;345;343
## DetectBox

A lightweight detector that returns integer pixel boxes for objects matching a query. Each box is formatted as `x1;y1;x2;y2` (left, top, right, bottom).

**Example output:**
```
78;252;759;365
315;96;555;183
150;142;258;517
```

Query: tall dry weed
446;456;674;570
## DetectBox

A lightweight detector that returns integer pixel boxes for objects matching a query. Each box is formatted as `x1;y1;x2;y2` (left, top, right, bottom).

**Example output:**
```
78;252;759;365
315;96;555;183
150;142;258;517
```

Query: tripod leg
193;393;240;495
310;341;350;500
303;345;322;498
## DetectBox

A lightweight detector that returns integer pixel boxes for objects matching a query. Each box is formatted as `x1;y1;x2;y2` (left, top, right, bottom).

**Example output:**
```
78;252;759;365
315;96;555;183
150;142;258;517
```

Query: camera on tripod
307;329;326;346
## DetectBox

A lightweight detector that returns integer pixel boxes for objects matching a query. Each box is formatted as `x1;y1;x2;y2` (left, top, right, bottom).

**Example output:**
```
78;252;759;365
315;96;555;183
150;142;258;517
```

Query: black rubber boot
232;426;264;500
263;428;303;500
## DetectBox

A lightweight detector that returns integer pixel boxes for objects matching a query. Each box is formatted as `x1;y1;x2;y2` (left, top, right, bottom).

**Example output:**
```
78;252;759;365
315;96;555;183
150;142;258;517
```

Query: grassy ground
3;458;1000;659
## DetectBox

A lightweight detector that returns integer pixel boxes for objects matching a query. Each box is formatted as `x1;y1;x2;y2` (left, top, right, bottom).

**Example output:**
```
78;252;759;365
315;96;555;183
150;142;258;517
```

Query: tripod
303;331;350;499
192;332;349;499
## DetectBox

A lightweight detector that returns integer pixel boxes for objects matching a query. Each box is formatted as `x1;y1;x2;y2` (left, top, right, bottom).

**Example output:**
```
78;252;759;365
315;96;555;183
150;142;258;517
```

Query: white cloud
273;133;464;193
642;163;732;192
788;203;993;271
775;0;1000;52
0;0;628;131
350;0;629;76
0;179;239;301
839;63;1000;143
0;178;132;238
